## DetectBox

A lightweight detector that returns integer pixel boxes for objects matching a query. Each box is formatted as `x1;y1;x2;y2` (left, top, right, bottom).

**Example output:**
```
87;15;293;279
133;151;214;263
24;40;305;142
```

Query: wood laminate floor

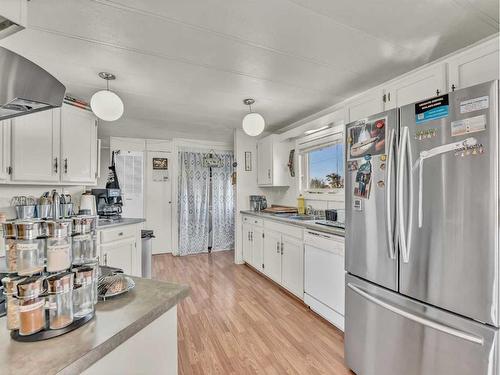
153;250;352;375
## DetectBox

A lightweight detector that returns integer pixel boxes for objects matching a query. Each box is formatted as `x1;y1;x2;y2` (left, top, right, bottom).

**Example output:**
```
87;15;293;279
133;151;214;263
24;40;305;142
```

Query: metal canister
2;222;16;238
15;221;43;240
72;215;98;235
47;220;73;238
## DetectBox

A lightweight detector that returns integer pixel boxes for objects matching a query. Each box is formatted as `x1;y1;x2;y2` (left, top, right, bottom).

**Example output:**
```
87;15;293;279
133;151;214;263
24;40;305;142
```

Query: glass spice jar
72;233;97;264
15;222;45;276
3;222;17;273
17;276;46;336
2;276;26;330
47;272;74;330
73;266;96;318
46;220;73;273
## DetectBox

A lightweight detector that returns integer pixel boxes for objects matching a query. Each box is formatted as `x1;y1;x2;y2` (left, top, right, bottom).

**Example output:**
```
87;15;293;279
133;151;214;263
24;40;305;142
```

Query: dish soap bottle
297;194;305;215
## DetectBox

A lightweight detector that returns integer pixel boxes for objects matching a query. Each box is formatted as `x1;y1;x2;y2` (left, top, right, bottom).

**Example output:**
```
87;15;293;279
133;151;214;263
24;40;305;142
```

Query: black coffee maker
92;151;123;219
91;188;123;219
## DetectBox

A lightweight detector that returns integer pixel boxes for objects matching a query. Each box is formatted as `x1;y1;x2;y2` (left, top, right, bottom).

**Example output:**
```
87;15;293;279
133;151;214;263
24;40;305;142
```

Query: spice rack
1;216;99;342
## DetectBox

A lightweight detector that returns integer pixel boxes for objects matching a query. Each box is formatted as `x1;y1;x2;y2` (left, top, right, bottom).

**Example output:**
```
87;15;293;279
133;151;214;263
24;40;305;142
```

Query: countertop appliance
344;81;499;375
0;46;65;120
79;193;97;216
249;195;267;211
304;230;345;330
91;188;123;219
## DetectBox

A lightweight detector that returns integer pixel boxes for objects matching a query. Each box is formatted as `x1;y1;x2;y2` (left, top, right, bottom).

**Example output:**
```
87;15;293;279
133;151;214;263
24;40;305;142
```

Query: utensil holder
36;204;52;219
15;205;36;220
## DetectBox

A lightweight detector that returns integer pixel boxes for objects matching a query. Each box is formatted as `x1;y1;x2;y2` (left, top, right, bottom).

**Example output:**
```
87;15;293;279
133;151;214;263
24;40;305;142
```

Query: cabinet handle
451;84;456;92
64;158;68;174
436;89;440;96
268;169;271;179
276;242;280;253
118;232;123;236
281;242;284;255
104;253;108;266
54;157;58;173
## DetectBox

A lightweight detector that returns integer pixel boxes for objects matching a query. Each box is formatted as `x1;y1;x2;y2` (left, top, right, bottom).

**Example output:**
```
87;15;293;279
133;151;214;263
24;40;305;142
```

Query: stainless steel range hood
0;46;66;120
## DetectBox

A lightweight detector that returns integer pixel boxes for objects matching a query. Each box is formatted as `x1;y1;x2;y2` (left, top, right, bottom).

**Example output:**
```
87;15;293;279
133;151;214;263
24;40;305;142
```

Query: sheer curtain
211;152;235;251
178;151;210;255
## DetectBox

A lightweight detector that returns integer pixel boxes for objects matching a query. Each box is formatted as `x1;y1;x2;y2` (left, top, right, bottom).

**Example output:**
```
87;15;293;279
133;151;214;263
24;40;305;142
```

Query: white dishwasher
304;229;345;330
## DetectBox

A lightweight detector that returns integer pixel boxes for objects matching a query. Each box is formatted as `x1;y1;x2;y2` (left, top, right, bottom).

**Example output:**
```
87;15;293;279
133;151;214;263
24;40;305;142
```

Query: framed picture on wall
152;158;168;170
245;152;252;171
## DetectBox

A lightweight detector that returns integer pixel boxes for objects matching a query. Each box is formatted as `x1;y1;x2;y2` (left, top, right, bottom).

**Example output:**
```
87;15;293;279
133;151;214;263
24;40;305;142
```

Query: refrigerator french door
345;80;500;375
345;109;398;291
399;80;499;326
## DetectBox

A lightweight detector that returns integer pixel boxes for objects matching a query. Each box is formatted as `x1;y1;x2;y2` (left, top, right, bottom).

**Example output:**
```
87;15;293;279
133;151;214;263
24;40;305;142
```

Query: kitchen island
0;277;189;375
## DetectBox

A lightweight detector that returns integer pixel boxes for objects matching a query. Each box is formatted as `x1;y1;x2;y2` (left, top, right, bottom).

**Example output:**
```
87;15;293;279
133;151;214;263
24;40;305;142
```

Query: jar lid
47;272;74;294
1;276;26;294
47;220;73;238
17;275;45;298
73;266;95;286
2;222;16;238
72;215;97;234
15;221;44;240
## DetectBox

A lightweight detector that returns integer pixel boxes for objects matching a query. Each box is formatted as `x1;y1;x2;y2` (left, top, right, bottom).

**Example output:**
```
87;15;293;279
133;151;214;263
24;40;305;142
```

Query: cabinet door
60;105;98;183
252;226;264;272
281;235;304;298
263;230;282;283
384;64;447;109
346;88;385;123
242;224;253;263
257;136;273;185
11;109;61;182
0;120;10;182
448;37;499;91
101;238;135;275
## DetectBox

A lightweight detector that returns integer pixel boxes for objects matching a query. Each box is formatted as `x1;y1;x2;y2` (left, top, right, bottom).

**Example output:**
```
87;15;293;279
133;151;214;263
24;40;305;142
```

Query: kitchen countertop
96;217;146;229
0;277;189;375
240;210;345;237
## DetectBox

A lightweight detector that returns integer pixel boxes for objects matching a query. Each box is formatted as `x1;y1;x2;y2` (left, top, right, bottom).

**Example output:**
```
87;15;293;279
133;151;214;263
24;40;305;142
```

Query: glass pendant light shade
90;90;124;122
242;112;265;136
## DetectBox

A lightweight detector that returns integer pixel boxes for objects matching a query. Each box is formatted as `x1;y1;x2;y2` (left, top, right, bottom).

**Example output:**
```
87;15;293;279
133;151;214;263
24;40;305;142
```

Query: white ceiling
1;0;498;142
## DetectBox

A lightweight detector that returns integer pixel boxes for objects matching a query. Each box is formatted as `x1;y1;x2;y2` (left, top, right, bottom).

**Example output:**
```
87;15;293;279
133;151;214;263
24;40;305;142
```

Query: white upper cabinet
257;135;273;185
8;105;99;185
447;37;500;91
0;120;11;182
257;134;289;187
345;88;385;123
11;109;61;183
60;105;97;184
384;64;447;109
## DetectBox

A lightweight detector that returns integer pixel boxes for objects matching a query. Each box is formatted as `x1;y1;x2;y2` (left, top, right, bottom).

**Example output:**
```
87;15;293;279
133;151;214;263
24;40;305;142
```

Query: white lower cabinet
101;238;135;276
281;235;304;299
263;229;282;284
99;224;142;277
242;222;264;272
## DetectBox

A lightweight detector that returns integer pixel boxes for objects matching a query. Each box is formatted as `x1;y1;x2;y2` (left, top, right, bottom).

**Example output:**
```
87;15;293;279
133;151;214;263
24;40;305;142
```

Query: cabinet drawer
264;220;302;239
100;225;136;244
242;215;263;226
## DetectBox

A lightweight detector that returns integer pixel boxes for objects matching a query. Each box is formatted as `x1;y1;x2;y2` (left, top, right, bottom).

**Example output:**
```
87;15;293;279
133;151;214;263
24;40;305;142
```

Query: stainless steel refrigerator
344;80;499;375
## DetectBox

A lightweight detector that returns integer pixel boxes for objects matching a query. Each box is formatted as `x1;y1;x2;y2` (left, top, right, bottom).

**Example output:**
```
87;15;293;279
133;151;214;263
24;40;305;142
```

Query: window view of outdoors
308;143;344;189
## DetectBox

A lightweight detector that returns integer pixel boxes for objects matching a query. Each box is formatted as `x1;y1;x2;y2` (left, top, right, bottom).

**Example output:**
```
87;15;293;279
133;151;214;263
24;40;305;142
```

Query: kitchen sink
288;215;316;221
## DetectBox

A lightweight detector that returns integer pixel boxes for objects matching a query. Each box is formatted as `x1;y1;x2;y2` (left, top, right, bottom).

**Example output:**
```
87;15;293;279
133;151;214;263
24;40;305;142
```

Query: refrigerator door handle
397;127;414;263
386;128;396;259
347;283;484;345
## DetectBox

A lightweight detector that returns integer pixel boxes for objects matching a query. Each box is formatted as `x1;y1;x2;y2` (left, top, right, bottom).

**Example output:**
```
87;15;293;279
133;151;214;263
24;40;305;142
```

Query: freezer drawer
345;274;498;375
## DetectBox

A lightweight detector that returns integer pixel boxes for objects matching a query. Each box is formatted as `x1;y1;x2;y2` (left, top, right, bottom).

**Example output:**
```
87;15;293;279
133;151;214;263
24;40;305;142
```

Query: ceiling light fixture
242;98;265;136
304;125;330;135
90;72;124;122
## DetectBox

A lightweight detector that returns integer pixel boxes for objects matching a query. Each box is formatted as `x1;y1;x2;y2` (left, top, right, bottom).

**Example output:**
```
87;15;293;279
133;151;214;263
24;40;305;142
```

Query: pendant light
242;98;265;136
90;72;124;122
